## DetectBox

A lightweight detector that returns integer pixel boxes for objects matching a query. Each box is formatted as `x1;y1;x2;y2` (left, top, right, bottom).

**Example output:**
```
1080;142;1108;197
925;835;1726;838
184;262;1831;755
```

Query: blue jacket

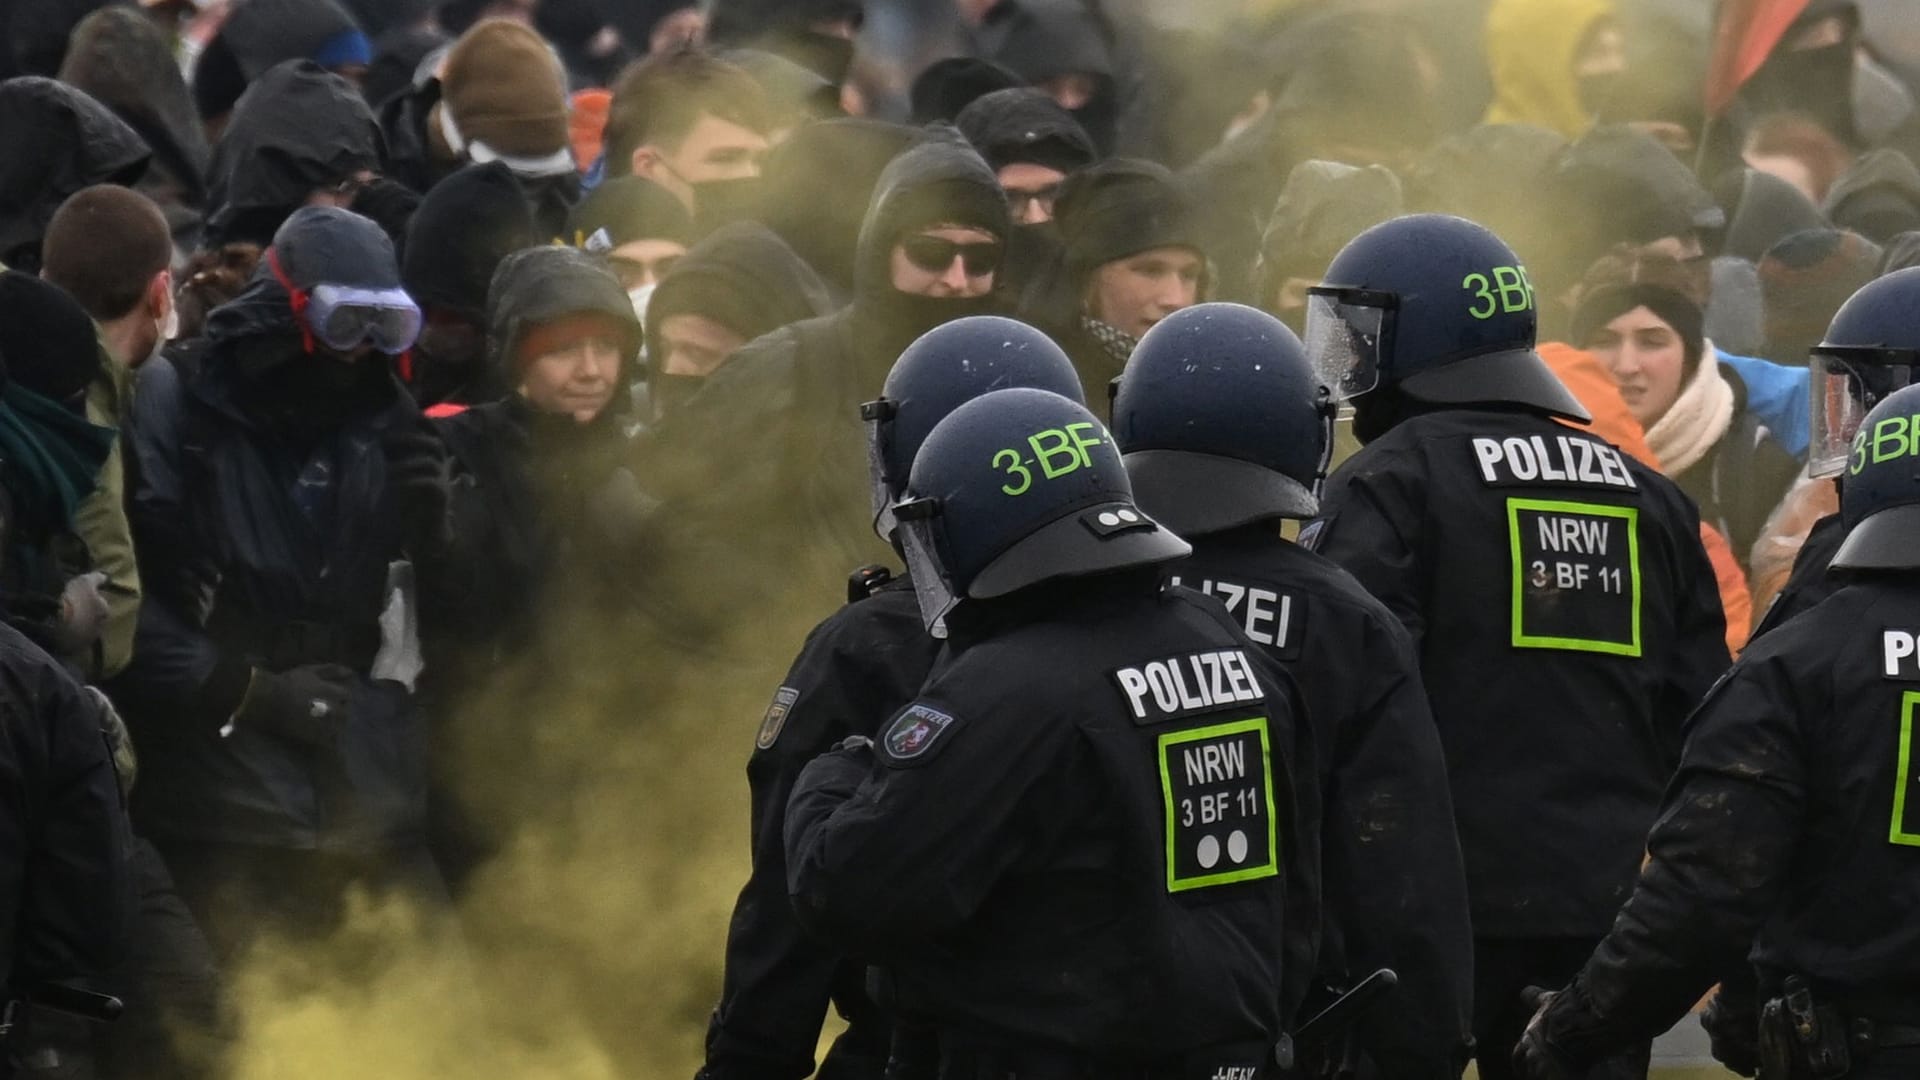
1716;348;1810;461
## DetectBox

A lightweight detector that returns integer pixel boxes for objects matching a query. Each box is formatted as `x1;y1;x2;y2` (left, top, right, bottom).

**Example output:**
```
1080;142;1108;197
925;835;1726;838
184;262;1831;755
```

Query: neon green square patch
1157;717;1279;893
1891;691;1920;847
1506;497;1642;657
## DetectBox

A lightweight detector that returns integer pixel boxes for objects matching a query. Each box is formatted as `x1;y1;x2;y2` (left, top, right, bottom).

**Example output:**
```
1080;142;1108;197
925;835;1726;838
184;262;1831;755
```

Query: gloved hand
1702;986;1761;1077
383;423;452;555
230;664;356;747
1512;986;1582;1080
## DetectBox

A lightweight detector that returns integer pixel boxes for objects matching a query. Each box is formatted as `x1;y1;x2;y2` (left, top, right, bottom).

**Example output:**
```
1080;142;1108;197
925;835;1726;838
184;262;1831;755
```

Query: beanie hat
438;19;573;178
954;87;1096;175
1759;228;1884;355
910;56;1025;125
0;272;103;405
1570;248;1707;376
565;176;696;252
404;162;541;321
1054;158;1202;284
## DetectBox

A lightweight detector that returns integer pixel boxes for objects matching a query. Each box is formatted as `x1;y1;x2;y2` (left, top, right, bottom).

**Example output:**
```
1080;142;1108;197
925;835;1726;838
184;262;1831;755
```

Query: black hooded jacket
954;86;1096;175
644;222;833;365
424;245;644;665
642;137;1009;613
57;7;212;244
205;61;384;247
0;76;149;269
976;0;1120;155
116;210;429;853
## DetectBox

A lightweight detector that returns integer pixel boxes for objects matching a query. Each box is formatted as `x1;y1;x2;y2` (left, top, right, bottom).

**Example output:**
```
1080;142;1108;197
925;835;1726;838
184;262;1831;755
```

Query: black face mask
234;334;395;433
649;371;708;422
1743;40;1858;145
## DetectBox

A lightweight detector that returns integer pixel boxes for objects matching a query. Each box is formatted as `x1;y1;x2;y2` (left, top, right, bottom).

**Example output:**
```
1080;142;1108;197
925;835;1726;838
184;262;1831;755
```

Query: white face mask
628;283;657;324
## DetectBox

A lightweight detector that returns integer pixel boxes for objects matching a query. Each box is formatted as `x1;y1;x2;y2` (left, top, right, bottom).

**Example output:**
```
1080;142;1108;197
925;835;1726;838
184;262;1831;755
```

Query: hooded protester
1028;157;1205;401
0;272;120;674
954;87;1097;225
361;25;450;114
1734;0;1865;152
704;0;864;90
1822;147;1920;242
1256;160;1404;332
1757;227;1884;364
203;60;383;248
115;206;451;964
401;162;543;409
643;134;1010;609
57;6;213;252
1572;249;1801;569
976;0;1120;156
641;221;832;421
908;56;1024;125
565;177;699;300
379;18;578;231
1481;0;1619;140
191;0;371;133
751;117;923;301
0;77;149;271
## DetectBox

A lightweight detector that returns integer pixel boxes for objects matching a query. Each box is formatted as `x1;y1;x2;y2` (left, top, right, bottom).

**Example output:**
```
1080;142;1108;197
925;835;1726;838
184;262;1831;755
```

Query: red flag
1704;0;1814;116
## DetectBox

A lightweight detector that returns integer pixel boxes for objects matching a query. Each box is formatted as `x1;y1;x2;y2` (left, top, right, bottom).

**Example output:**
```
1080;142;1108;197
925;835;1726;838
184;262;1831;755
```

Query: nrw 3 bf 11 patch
882;704;956;765
756;686;798;750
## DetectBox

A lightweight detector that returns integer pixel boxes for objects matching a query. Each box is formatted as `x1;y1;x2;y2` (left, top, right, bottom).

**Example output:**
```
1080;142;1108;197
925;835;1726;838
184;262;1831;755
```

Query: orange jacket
1538;343;1752;654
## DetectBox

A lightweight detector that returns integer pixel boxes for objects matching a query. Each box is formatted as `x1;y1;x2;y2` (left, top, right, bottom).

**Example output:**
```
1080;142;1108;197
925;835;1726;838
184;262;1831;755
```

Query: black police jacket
0;623;133;996
116;337;428;853
1751;509;1847;640
1170;528;1474;1077
1535;576;1920;1065
1309;407;1730;938
702;574;939;1080
786;574;1314;1058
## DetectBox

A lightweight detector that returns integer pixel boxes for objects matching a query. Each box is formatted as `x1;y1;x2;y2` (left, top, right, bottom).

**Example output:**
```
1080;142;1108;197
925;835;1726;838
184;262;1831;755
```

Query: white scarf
1644;348;1735;476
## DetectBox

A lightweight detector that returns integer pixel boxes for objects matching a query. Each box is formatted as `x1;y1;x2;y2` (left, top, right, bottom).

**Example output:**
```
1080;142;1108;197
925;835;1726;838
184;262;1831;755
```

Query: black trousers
1472;937;1650;1080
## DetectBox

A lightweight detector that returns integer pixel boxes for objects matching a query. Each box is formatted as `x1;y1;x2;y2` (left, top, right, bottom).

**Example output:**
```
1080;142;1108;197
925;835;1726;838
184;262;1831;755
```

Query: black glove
1702;986;1760;1077
384;423;453;554
1512;986;1582;1080
231;664;356;747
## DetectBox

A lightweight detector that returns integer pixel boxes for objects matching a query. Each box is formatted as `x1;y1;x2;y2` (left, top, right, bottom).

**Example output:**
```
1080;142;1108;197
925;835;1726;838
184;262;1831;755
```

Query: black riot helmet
862;316;1084;541
1308;213;1589;422
1111;303;1332;536
894;387;1190;631
1808;268;1920;479
1831;383;1920;571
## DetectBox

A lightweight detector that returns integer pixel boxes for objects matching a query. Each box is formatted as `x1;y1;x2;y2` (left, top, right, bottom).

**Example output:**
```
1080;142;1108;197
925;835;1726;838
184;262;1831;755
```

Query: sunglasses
267;248;422;355
901;235;1002;277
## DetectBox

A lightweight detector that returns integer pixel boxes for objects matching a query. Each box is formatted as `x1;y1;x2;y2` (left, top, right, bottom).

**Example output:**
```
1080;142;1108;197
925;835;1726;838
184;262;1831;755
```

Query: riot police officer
1514;381;1920;1080
1302;214;1730;1080
1111;302;1474;1078
1753;268;1920;639
698;318;1086;1080
787;387;1314;1078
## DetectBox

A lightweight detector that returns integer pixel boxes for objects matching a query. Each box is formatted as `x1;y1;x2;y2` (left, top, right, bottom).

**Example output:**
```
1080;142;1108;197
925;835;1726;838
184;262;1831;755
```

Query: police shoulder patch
755;686;799;750
880;703;958;766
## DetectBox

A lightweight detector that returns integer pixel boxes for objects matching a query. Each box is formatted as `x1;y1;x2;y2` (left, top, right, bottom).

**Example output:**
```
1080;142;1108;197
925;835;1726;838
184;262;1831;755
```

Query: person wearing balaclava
115;205;454;966
202;60;383;248
1736;0;1865;153
0;272;119;673
976;0;1121;156
641;221;832;422
380;18;579;232
0;76;150;271
642;132;1010;610
1823;147;1920;243
418;245;646;888
1028;157;1205;403
191;0;371;138
402;162;543;409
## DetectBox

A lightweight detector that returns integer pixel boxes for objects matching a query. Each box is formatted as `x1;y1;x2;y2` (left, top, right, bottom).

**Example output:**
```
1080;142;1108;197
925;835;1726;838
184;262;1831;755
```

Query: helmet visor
1808;349;1919;478
1304;287;1395;401
307;284;423;355
894;499;956;637
861;402;895;540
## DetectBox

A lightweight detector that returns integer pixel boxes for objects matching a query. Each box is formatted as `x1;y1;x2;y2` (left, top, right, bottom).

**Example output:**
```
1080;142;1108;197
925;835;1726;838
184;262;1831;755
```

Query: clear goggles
1807;348;1919;479
268;248;423;355
1303;286;1396;402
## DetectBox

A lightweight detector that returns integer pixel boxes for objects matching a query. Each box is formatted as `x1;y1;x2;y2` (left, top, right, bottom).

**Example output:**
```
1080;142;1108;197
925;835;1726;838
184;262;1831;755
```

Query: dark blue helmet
1832;383;1920;571
1308;213;1589;422
894;387;1190;630
1808;268;1920;478
863;316;1084;539
1110;302;1331;535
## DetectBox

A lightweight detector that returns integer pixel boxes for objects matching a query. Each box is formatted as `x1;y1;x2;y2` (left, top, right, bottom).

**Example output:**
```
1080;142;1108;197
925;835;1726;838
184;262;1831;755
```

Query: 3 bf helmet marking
1463;264;1535;320
993;422;1107;496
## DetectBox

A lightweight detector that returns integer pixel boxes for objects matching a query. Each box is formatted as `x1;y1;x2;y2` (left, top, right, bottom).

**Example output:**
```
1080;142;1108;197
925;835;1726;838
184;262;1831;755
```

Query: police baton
1274;968;1399;1073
